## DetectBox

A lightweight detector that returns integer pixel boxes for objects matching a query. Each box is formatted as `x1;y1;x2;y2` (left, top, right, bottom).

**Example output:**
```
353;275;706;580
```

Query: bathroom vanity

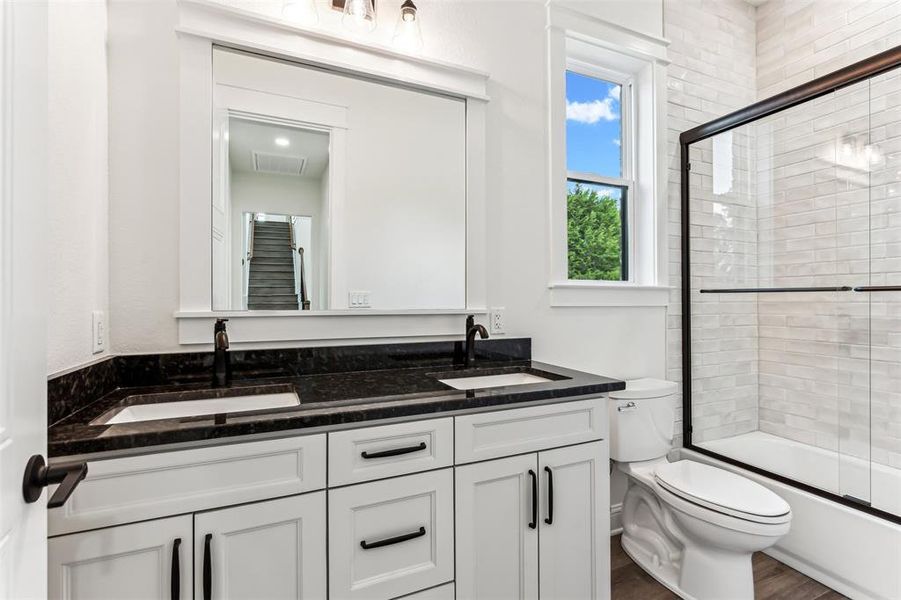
45;340;622;600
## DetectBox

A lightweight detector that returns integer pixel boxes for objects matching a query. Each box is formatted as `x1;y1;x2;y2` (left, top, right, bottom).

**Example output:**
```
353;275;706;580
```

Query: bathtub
679;431;901;600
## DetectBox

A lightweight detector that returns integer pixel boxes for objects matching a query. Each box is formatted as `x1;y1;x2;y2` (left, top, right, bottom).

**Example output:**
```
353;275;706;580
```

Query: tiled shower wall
754;0;901;467
664;0;759;445
666;0;901;465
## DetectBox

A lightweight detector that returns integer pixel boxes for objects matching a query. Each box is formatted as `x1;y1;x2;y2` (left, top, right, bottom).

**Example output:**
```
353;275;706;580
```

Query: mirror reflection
211;49;466;312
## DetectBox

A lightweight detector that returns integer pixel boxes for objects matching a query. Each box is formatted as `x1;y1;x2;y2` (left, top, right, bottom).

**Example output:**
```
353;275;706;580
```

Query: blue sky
565;70;622;180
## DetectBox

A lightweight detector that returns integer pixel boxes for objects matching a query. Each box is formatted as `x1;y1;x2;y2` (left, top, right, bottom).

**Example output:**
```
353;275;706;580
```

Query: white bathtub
679;432;901;600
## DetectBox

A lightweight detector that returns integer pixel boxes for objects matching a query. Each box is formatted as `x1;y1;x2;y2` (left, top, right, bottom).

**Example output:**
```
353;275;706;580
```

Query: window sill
547;282;671;307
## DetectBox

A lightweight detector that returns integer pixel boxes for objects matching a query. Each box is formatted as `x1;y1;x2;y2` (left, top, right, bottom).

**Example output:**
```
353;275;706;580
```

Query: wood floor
611;535;848;600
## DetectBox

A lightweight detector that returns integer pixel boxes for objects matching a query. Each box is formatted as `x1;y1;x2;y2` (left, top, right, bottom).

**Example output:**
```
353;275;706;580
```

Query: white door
455;454;539;600
539;441;610;600
48;515;192;600
194;492;327;600
0;1;49;598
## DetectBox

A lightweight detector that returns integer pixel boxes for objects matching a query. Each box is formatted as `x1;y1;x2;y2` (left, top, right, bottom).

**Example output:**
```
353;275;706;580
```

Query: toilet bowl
610;380;792;600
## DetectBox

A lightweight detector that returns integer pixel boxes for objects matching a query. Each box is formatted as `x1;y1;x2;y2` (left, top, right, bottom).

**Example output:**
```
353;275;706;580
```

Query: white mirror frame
174;0;489;345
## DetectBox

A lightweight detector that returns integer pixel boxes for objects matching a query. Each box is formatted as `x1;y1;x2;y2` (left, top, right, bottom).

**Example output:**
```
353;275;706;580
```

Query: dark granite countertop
49;358;624;458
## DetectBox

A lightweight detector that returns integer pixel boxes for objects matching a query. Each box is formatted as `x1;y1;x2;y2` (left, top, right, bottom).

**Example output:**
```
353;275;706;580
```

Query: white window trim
547;4;670;307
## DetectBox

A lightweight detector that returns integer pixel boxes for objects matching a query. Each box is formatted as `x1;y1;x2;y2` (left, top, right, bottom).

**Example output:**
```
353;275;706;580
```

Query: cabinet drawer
328;418;453;486
454;398;605;464
48;434;326;536
329;469;454;600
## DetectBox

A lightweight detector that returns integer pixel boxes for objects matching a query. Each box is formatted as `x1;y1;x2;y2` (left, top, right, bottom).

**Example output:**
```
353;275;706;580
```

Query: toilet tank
609;378;679;462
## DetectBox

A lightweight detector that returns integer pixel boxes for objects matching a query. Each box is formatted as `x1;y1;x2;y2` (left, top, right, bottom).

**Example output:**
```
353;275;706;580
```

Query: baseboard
610;502;623;535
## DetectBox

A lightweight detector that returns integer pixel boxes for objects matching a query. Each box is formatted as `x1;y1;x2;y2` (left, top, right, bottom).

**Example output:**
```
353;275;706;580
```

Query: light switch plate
348;291;371;308
92;310;107;354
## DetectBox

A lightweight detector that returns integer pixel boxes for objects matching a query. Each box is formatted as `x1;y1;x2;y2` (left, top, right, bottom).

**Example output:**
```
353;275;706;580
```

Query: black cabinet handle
22;455;88;508
528;469;537;529
361;442;427;459
544;466;554;525
171;538;181;600
203;533;213;600
360;526;426;549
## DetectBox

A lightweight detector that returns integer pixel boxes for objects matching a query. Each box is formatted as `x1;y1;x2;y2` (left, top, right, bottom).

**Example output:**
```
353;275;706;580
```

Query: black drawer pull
544;466;554;525
360;526;426;549
528;469;537;529
361;442;427;459
171;538;181;600
203;533;212;600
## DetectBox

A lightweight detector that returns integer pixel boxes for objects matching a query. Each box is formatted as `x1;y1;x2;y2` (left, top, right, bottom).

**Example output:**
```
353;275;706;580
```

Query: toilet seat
654;460;791;525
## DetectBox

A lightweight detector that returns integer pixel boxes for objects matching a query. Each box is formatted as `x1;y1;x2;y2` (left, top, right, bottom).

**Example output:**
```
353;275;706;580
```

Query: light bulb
342;0;376;33
392;0;422;52
282;0;318;26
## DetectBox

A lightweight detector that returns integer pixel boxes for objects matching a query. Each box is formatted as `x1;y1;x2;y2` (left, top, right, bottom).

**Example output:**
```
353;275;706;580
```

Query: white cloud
566;98;618;124
608;85;621;100
612;138;621;147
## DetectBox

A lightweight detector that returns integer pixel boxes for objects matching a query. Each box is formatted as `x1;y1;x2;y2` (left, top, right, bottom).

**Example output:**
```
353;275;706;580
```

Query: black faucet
464;315;489;368
213;318;230;387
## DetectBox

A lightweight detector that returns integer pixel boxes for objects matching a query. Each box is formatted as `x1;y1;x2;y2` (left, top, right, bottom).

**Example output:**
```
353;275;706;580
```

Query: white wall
106;0;670;382
47;0;110;376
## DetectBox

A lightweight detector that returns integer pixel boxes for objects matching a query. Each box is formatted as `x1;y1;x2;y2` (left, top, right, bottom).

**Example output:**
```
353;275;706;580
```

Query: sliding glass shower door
682;46;901;522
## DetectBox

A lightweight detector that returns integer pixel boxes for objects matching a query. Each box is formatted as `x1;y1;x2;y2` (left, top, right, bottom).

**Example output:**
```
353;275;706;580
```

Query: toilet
610;379;792;600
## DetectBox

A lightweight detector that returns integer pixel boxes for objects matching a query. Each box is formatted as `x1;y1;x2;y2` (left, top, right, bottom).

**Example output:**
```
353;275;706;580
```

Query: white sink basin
438;372;552;390
101;392;300;425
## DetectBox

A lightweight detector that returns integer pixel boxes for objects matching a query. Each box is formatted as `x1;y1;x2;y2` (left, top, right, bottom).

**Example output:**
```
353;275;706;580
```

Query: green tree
567;183;623;281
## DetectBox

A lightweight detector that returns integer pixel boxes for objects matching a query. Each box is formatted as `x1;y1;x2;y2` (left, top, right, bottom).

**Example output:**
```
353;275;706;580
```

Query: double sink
94;367;562;426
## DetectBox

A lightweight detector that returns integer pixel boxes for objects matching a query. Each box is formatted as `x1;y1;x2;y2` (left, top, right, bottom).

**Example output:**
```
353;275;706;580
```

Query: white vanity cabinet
455;440;609;600
48;515;192;600
195;493;327;600
47;396;610;600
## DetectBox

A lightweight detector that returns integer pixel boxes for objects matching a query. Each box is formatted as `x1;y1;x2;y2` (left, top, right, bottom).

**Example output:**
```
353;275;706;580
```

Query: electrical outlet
348;291;371;308
489;307;505;334
92;310;107;354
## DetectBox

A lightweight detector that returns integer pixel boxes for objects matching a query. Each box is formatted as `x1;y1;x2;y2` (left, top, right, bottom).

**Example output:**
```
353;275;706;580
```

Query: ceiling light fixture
275;137;291;147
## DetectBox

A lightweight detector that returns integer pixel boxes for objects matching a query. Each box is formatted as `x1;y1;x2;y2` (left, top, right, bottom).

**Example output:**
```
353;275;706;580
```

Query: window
565;68;631;282
547;14;668;306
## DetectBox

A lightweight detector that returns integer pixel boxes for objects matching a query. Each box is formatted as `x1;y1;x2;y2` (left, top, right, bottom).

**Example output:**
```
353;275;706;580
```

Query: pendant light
392;0;422;52
342;0;376;33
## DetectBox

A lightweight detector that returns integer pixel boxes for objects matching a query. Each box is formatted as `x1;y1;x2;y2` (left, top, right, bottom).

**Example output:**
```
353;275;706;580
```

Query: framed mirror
211;48;467;312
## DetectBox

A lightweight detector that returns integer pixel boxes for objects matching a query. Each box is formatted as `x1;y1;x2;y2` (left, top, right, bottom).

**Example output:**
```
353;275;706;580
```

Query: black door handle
360;526;426;549
203;533;213;600
528;469;537;529
22;455;88;508
544;466;554;525
171;538;181;600
361;442;427;459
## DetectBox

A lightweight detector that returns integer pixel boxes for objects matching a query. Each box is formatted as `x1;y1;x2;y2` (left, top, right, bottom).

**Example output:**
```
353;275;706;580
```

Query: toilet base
621;533;699;600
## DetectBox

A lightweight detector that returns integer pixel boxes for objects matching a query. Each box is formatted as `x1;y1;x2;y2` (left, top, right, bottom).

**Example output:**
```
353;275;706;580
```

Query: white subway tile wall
664;0;759;446
666;0;901;470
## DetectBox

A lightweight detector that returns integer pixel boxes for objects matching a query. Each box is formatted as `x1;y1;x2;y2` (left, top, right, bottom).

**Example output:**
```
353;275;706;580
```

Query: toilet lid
654;461;791;523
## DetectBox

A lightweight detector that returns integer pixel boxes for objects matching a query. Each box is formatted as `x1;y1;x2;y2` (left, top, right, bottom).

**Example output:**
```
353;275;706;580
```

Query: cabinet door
194;492;326;600
455;453;539;600
539;441;610;600
48;515;191;600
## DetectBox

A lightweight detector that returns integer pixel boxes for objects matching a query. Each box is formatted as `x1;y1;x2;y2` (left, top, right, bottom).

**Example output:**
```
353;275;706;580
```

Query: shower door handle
853;286;901;292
